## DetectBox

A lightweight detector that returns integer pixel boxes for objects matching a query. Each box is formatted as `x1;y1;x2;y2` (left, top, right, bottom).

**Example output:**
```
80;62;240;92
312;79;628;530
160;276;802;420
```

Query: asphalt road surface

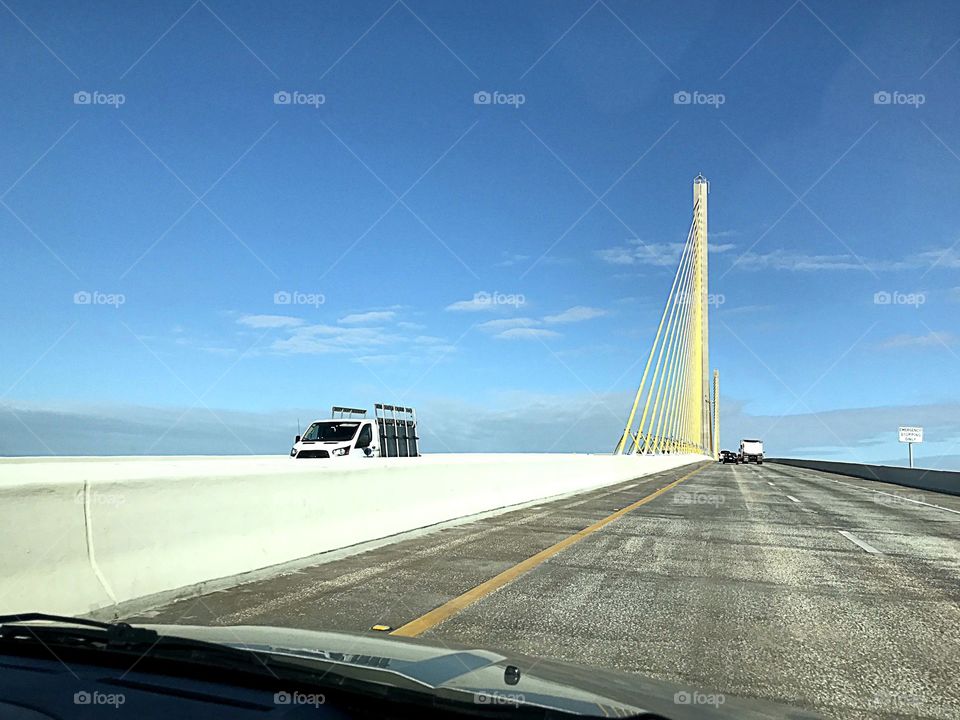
127;461;960;720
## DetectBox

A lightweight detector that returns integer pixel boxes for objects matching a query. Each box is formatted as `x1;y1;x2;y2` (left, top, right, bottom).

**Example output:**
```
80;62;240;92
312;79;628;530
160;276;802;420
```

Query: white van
290;418;379;459
289;404;419;459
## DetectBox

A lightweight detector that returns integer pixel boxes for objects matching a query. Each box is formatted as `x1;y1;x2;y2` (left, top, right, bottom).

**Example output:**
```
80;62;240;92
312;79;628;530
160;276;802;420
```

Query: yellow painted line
391;462;710;638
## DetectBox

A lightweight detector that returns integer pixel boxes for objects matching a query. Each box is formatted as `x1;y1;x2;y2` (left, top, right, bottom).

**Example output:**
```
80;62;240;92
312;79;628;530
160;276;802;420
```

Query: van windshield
302;422;360;442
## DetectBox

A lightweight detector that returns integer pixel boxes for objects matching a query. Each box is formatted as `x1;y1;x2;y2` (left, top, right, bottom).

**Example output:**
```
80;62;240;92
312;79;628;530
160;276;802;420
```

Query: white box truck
739;439;764;464
290;404;419;459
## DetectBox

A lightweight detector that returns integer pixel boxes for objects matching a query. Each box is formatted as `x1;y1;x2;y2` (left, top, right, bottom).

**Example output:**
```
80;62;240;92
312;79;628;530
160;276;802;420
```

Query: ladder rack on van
331;406;367;420
374;404;420;457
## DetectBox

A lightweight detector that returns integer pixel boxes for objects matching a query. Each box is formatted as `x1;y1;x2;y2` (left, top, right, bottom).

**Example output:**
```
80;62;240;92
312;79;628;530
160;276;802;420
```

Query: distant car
719;450;738;464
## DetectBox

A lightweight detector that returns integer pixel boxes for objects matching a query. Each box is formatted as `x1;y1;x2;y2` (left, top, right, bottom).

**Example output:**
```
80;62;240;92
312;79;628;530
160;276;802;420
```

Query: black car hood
141;623;821;719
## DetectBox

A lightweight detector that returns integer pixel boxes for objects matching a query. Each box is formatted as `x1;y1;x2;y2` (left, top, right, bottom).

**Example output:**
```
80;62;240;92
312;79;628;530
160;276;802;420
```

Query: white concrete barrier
0;453;706;617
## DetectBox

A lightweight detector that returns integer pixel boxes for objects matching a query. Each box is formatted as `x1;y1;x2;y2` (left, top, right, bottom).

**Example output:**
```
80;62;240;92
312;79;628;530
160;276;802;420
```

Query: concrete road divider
768;458;960;497
0;453;707;617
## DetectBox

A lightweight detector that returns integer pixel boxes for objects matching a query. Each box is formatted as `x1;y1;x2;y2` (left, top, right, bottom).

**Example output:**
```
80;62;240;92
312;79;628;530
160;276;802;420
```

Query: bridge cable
629;209;698;454
614;206;699;454
644;225;698;453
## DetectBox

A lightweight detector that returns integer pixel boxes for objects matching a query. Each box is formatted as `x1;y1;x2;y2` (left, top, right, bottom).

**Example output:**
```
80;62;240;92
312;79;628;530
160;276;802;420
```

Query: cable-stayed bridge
616;175;717;457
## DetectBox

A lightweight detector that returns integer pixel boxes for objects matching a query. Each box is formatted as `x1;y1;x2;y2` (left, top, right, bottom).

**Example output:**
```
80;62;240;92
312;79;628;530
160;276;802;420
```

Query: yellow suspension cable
649;232;698;453
655;256;696;454
677;263;699;453
668;270;690;451
623;214;699;455
640;227;697;453
636;208;697;454
613;213;697;455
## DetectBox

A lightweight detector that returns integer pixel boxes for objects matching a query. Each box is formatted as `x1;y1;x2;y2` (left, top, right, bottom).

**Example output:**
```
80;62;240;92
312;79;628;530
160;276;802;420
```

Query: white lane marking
767;481;775;487
786;495;800;503
838;530;882;554
623;483;638;490
822;477;960;517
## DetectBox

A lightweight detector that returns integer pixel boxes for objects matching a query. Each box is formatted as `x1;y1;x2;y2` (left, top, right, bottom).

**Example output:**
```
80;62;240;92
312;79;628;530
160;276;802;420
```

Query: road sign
899;426;923;468
898;426;923;443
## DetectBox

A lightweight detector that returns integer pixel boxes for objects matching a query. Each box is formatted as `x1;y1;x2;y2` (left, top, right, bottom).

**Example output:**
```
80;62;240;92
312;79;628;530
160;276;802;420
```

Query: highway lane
126;461;960;720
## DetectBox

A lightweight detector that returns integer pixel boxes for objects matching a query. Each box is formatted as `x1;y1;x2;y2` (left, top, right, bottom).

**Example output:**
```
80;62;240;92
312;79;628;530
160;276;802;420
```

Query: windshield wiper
0;612;314;681
0;612;158;646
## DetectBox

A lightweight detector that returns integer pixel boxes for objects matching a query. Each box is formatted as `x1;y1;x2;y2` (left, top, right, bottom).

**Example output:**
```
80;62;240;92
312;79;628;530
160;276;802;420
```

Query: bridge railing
0;453;707;618
768;458;960;497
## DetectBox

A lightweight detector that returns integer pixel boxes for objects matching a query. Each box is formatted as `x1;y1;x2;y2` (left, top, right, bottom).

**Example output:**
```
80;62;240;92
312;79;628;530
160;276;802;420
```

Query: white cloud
495;328;562;341
543;306;607;324
494;252;530;267
915;246;960;269
445;297;497;312
269;324;388;354
264;321;455;363
338;311;396;324
733;250;872;272
597;240;734;267
476;308;607;335
597;242;678;267
238;314;304;329
724;245;960;273
477;318;538;332
877;331;957;349
718;304;774;316
469;307;607;339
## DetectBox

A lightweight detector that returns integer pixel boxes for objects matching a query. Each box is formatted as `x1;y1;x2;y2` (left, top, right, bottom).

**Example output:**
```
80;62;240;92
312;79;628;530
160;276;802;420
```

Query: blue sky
1;0;959;465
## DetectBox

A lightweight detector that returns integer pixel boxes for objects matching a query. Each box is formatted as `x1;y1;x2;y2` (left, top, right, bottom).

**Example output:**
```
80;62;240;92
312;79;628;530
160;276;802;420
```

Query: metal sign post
898;426;923;468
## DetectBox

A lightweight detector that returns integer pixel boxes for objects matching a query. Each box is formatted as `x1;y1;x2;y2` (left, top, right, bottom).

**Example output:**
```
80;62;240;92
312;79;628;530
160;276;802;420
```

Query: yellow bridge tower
615;175;719;457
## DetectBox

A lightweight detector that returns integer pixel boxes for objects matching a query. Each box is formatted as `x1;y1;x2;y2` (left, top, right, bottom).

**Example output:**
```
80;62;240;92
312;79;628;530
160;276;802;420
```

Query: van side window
356;425;372;448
